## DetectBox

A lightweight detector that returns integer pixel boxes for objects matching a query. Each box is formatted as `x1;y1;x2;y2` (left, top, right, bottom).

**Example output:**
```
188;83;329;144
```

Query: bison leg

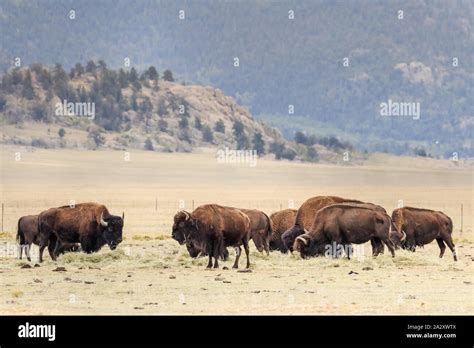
206;241;213;269
264;236;270;256
381;237;396;257
243;239;250;269
38;244;46;263
443;237;457;261
345;244;353;259
212;241;221;269
233;246;241;269
25;244;31;262
436;238;446;258
371;238;384;257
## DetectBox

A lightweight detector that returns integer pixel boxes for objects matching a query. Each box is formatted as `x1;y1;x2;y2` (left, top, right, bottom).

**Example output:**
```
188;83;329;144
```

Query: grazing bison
269;209;297;252
172;205;251;269
293;204;405;259
37;203;124;262
391;207;457;261
240;209;272;255
17;215;79;261
281;196;370;251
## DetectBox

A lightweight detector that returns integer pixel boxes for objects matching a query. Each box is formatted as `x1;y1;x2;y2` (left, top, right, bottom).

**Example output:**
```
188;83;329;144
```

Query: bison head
100;212;124;250
293;233;325;258
172;211;197;245
281;225;305;252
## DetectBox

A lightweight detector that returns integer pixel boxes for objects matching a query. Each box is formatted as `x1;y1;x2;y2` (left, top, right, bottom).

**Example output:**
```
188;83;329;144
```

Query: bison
281;196;386;255
17;215;79;261
240;209;272;255
269;209;297;252
293;204;405;259
172;205;251;269
281;196;364;251
37;202;124;262
391;207;457;261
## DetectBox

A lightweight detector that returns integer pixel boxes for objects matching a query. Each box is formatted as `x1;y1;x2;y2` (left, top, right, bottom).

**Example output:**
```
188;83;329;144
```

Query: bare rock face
124;80;285;152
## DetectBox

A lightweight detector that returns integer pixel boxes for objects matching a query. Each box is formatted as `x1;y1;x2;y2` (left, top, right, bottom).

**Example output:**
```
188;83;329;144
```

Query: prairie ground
0;146;472;314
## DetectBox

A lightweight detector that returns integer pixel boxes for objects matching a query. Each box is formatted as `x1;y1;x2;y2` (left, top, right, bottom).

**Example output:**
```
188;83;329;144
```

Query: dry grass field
0;146;472;314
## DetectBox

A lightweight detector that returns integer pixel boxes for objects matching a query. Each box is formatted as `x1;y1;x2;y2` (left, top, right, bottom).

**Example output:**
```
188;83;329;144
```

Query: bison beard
37;203;124;263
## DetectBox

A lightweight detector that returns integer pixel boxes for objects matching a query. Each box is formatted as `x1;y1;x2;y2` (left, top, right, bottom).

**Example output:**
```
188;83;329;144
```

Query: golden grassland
0;146;472;314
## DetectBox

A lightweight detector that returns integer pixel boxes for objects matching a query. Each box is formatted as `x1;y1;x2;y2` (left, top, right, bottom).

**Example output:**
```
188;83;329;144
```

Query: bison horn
303;228;309;233
296;236;308;246
401;230;406;242
100;212;108;227
182;211;191;221
122;212;125;220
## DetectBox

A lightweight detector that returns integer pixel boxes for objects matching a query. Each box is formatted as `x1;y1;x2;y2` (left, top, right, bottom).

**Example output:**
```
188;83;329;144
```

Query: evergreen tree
22;70;35;100
179;115;189;129
233;120;249;149
294;131;308;145
86;60;97;74
162;69;174;82
202;125;214;143
144;138;154;151
252;131;265;155
194;116;202;130
147;66;159;80
130;93;138;111
214;119;225;133
118;68;129;88
74;63;85;76
58;128;66;139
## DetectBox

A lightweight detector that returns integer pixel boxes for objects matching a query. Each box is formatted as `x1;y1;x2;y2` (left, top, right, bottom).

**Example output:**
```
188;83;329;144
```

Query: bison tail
447;216;454;234
16;218;25;245
263;213;273;238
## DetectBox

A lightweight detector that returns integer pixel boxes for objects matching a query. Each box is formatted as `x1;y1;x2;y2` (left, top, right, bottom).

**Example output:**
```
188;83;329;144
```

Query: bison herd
16;196;458;268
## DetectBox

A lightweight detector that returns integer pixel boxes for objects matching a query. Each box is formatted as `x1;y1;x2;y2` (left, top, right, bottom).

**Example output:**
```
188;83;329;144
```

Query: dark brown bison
281;196;387;254
17;215;79;261
269;209;297;252
240;209;272;255
392;207;457;261
37;203;124;262
293;204;405;259
172;205;251;269
281;196;363;251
